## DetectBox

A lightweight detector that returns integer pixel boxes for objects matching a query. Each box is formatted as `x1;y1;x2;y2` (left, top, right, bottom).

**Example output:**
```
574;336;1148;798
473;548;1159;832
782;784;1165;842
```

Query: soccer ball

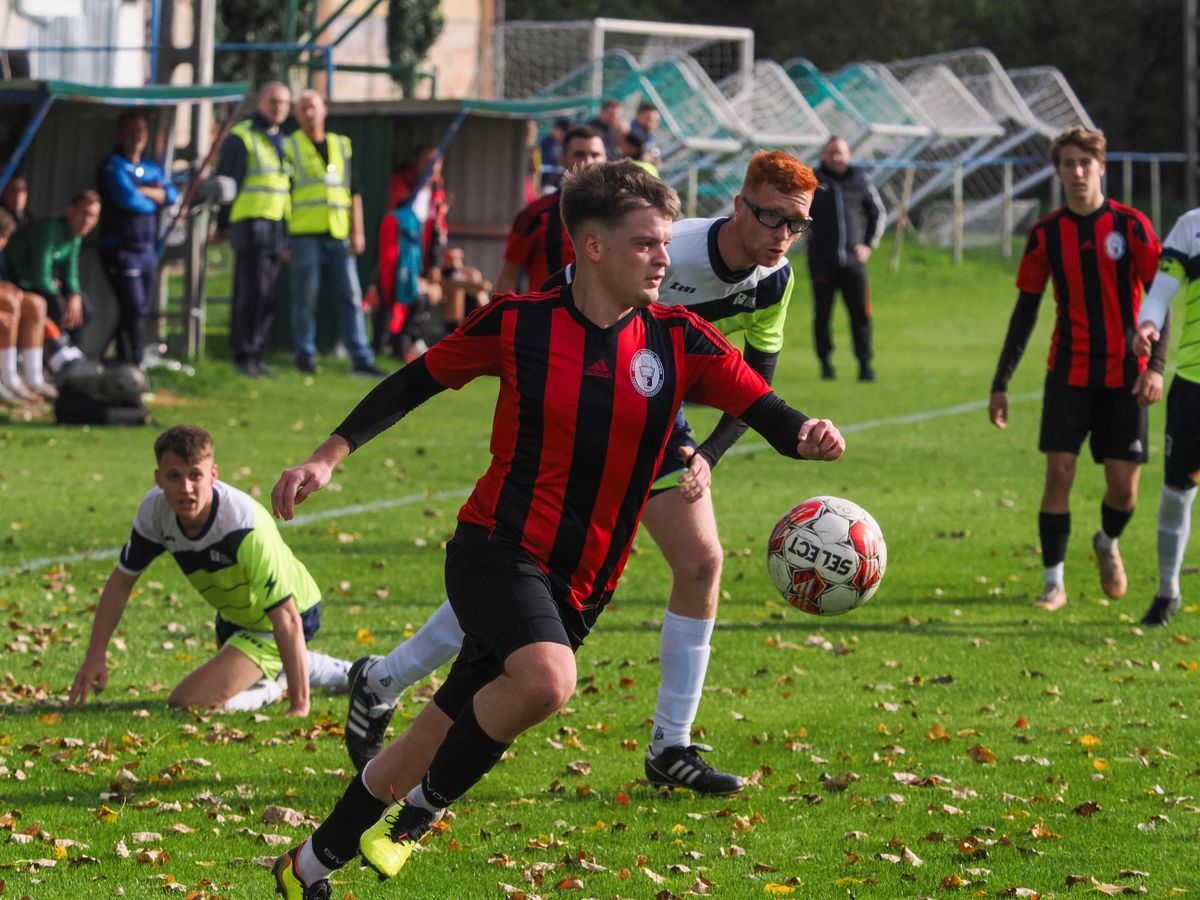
766;496;887;616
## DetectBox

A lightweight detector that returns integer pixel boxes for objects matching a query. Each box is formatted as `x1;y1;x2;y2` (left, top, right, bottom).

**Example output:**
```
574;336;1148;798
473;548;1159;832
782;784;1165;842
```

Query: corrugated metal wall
28;0;143;85
329;106;529;291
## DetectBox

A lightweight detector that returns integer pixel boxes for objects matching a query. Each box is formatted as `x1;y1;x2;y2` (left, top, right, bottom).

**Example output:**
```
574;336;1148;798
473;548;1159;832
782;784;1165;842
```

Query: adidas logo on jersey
584;358;613;379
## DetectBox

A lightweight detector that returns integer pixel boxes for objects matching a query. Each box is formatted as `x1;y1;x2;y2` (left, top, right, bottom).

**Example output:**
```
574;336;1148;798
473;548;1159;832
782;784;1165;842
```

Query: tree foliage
387;0;444;94
505;0;1182;152
214;0;317;87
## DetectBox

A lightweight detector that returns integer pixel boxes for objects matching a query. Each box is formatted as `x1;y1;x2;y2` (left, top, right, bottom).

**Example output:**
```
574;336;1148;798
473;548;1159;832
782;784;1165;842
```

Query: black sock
1038;511;1070;567
421;703;511;809
1101;502;1133;539
308;771;387;870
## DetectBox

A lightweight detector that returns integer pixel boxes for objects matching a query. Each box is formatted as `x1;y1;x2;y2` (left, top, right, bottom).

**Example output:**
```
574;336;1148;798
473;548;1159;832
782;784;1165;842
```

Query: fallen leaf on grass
968;744;997;764
1074;801;1102;817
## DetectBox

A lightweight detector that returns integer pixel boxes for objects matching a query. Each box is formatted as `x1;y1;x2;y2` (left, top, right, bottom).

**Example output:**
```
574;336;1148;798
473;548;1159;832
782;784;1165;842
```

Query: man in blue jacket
97;110;178;365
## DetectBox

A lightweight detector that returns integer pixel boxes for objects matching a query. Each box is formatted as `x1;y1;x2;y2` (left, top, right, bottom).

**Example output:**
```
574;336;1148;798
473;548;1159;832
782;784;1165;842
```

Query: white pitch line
0;391;1039;578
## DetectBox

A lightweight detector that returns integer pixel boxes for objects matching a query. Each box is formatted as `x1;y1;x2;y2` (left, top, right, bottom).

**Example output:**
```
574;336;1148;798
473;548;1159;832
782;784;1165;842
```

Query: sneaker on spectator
351;360;386;378
30;380;57;401
295;354;317;375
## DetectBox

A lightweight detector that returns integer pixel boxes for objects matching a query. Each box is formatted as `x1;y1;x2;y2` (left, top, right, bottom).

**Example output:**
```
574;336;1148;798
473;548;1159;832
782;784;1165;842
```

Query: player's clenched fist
796;418;844;461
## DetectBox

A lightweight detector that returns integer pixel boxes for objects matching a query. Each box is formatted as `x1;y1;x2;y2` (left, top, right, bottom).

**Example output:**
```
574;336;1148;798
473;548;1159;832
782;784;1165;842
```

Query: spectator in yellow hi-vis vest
216;82;292;379
286;90;384;378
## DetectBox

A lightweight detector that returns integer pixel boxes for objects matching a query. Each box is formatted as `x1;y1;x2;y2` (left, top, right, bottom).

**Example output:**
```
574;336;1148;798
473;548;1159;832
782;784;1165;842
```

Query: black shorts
648;409;698;498
432;523;576;720
1164;375;1200;489
1039;375;1148;464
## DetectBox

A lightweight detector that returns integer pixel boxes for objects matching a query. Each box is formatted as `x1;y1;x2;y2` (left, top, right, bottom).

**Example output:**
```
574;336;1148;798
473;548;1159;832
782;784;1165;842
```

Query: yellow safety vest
285;131;353;239
228;122;290;223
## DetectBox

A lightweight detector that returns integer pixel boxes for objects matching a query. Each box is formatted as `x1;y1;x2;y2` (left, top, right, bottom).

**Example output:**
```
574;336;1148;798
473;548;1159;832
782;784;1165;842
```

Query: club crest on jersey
629;349;665;397
1103;231;1126;260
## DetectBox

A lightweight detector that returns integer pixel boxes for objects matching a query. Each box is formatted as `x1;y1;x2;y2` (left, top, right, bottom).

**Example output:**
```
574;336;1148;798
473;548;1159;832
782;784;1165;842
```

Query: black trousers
101;246;158;365
230;237;284;366
810;262;872;366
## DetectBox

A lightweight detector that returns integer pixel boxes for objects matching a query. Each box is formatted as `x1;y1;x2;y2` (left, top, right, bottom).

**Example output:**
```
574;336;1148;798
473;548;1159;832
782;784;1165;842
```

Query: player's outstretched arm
68;568;138;706
271;435;352;520
267;598;310;717
796;418;845;461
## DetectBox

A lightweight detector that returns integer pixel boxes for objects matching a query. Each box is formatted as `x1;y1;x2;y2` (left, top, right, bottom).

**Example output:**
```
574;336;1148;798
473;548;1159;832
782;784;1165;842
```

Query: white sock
20;347;43;387
404;782;447;819
650;610;714;754
1158;484;1196;599
224;677;283;712
376;600;464;702
1044;563;1065;590
295;838;334;884
0;347;18;388
307;650;352;689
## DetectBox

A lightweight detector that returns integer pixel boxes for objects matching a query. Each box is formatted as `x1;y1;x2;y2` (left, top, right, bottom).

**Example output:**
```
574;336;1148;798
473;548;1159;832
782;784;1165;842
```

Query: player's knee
512;657;576;713
674;542;723;587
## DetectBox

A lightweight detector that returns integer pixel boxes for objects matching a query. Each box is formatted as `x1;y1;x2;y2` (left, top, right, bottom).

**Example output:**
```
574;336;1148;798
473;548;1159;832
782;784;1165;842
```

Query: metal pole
952;163;964;267
1122;156;1133;207
1050;174;1062;210
0;95;54;196
1002;161;1014;261
687;164;698;219
148;0;163;84
1151;157;1162;235
889;165;914;273
1186;0;1198;209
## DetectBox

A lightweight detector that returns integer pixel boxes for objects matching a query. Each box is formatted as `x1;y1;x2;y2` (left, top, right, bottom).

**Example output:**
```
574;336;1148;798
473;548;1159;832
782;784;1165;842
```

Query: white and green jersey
1151;209;1200;384
659;217;797;354
118;480;320;630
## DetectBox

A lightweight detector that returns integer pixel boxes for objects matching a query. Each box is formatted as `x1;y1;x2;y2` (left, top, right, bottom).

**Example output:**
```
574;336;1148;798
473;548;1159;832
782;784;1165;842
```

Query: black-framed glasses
742;196;812;235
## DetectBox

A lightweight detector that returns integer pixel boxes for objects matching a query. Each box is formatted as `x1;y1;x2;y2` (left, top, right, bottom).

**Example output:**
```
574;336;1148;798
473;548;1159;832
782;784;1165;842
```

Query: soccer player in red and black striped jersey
267;161;845;897
989;126;1167;612
494;126;606;295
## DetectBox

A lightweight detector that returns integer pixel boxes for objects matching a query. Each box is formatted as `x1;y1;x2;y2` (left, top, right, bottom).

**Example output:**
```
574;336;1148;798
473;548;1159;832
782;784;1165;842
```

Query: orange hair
742;150;818;197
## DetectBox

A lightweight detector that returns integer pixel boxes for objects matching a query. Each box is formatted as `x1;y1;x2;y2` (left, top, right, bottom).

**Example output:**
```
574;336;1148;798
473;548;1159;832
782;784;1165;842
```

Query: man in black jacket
807;136;886;382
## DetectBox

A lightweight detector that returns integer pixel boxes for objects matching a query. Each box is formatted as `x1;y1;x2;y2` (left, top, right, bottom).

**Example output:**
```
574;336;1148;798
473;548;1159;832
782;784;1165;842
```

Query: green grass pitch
0;240;1196;898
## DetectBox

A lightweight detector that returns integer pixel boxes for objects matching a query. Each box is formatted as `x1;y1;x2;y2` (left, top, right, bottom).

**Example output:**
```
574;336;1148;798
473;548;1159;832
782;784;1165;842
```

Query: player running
68;425;350;715
989;127;1166;612
341;151;817;795
268;161;843;898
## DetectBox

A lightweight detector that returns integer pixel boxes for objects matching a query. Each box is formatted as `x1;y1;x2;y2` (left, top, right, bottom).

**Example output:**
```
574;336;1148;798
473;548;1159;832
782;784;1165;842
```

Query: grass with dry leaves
1;240;1198;899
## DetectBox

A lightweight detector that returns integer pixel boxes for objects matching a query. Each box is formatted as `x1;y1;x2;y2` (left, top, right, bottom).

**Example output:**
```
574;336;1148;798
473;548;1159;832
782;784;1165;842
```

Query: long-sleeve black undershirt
333;358;444;451
991;291;1170;394
696;343;779;468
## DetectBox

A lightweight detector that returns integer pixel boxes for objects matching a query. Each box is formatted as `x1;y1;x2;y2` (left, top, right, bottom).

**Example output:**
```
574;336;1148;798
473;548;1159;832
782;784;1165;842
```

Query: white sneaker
0;375;38;404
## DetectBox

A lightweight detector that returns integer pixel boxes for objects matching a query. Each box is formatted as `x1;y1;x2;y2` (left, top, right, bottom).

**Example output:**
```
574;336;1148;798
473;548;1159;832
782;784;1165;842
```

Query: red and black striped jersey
502;191;573;292
1016;199;1161;388
424;285;772;614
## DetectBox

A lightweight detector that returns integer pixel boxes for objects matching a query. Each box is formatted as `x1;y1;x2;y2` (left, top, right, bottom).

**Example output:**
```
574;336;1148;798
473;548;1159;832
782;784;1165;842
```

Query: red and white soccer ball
766;496;887;616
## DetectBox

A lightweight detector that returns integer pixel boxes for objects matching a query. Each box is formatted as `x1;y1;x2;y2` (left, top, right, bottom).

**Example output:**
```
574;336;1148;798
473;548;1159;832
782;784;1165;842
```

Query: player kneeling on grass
68;424;350;715
266;161;844;898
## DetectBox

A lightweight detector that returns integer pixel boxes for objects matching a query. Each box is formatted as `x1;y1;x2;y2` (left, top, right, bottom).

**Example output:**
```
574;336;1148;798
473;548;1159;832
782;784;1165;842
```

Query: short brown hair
154;424;214;464
1051;127;1106;167
742;150;818;197
0;208;15;240
70;189;102;209
560;160;680;239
